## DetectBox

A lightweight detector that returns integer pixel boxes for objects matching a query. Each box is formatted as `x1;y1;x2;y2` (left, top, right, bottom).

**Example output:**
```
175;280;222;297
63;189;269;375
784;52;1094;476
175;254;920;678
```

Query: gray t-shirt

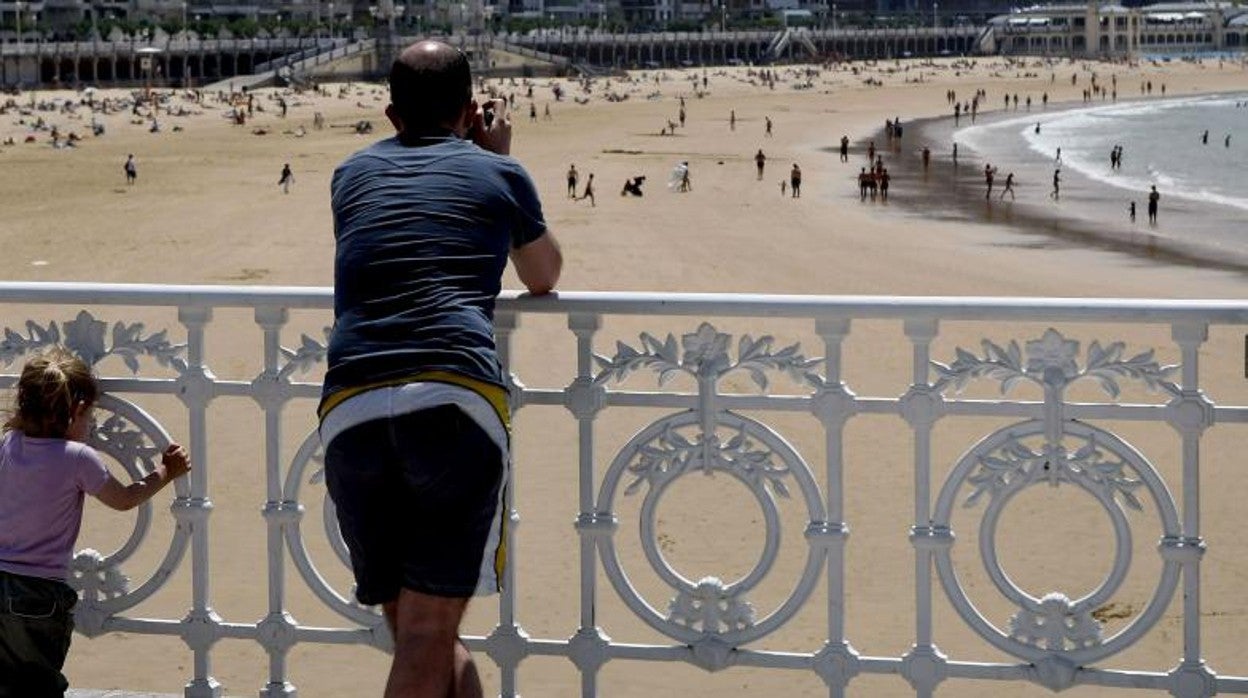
323;133;547;406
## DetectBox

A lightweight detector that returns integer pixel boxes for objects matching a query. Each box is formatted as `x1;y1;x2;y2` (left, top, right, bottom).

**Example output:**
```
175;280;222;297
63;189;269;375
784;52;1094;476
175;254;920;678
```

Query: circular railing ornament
282;429;384;630
932;420;1182;676
596;410;826;658
71;394;192;626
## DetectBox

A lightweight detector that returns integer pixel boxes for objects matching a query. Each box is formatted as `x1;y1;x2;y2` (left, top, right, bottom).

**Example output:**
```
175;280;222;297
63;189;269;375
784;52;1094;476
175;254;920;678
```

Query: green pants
0;569;77;698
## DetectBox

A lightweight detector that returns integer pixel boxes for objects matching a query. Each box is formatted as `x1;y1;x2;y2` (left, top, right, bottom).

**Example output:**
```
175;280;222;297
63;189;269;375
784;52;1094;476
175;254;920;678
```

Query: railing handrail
0;282;1244;323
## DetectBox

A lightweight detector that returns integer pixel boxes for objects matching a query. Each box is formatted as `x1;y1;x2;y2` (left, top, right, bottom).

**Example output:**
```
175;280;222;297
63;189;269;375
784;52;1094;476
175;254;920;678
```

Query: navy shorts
0;570;77;698
324;404;506;604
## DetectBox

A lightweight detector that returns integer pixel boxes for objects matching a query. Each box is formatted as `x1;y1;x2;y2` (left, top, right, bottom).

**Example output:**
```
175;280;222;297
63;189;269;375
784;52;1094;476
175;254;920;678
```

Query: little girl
0;347;191;697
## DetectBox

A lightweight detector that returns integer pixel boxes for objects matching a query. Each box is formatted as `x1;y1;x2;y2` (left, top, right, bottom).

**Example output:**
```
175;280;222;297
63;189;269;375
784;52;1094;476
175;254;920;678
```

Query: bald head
389;40;472;135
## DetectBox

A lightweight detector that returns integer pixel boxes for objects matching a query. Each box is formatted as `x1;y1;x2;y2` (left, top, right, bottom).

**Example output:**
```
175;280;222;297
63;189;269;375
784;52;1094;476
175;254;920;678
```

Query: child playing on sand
0;348;191;696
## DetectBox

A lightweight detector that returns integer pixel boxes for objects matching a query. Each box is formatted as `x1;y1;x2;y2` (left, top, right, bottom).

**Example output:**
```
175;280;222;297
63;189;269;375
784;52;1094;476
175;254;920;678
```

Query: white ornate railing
1;282;1245;697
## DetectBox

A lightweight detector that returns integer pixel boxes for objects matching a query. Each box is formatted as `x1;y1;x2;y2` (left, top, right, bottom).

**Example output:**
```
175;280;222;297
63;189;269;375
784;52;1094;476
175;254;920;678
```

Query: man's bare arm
510;232;562;296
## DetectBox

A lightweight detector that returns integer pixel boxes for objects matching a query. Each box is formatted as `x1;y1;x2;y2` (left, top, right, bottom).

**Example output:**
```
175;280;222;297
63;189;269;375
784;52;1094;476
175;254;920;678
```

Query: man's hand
470;98;511;155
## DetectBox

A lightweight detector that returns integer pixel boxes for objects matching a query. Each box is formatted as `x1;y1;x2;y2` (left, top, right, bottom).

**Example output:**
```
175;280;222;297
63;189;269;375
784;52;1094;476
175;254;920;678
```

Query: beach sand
1;55;1246;697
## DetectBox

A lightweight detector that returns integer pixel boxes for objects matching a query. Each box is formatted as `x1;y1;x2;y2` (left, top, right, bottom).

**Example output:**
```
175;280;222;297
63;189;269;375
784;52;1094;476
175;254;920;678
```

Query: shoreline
874;102;1248;276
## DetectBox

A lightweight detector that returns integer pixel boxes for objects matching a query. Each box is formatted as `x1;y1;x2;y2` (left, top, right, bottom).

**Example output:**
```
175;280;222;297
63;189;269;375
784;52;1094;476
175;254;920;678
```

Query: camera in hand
483;106;495;128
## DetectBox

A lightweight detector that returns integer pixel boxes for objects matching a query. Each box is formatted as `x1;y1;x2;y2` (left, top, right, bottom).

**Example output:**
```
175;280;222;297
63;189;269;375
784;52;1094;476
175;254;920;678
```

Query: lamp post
15;1;23;46
932;1;937;30
328;2;334;37
831;1;836;33
181;2;188;36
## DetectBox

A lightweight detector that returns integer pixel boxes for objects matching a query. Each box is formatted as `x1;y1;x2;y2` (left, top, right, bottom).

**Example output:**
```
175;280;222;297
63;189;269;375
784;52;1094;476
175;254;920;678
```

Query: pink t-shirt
0;431;110;581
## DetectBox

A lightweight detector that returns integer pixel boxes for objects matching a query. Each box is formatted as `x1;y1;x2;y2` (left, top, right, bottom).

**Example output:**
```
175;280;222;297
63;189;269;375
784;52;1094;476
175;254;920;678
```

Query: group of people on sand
559;91;808;206
859;160;891;201
977;153;1162;226
6;77;398;158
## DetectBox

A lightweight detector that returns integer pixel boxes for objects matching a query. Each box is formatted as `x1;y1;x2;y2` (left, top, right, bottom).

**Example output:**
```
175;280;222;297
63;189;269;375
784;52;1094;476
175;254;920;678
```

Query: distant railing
1;283;1245;697
253;38;347;73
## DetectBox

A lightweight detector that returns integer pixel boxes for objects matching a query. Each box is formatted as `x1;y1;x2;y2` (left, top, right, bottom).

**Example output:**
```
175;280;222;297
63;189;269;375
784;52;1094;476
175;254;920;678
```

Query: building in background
3;0;1248;50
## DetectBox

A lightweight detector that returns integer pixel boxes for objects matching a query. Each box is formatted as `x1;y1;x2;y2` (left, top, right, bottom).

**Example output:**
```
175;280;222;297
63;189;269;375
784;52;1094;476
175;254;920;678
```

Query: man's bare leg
381;588;481;698
452;639;483;698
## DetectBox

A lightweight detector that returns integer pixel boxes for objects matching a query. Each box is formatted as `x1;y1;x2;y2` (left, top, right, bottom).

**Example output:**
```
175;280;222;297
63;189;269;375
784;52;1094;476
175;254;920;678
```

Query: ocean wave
955;94;1248;213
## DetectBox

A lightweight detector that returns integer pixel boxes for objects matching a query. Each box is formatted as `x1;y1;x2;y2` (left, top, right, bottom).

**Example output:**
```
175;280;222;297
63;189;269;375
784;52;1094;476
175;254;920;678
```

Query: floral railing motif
0;283;1244;698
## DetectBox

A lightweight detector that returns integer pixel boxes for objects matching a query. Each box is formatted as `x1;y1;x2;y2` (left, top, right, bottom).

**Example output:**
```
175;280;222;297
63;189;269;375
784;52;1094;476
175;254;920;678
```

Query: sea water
956;94;1248;213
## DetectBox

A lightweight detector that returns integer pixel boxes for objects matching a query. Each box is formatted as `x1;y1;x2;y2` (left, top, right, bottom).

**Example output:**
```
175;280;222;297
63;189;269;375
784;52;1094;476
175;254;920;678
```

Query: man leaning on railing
317;39;562;698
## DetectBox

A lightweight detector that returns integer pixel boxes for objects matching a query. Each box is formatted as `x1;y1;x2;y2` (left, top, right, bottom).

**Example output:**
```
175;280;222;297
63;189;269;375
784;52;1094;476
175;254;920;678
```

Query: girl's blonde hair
5;347;99;439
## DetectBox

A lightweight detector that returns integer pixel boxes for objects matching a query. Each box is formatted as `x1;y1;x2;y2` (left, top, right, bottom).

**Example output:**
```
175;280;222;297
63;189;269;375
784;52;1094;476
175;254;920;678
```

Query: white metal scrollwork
0;286;1242;697
0;311;193;636
593;323;826;666
930;329;1184;690
281;432;387;633
72;394;193;626
269;319;386;637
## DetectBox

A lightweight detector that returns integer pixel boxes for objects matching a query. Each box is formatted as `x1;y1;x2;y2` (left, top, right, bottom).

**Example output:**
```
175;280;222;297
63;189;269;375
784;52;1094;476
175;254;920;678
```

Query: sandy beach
1;54;1246;697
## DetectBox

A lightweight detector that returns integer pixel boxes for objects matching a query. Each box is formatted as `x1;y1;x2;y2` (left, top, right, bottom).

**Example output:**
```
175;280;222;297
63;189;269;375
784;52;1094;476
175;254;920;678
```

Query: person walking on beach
1050;169;1061;200
789;163;802;198
764;116;773;137
840;135;850;163
566;164;579;198
320;40;562;698
878;167;890;201
755;149;766;180
1148;185;1160;224
579;173;596;207
1201;129;1209;145
1055;147;1062;165
730;109;736;131
278;163;294;194
1000;172;1016;201
0;348;191;698
984;163;996;199
922;146;931;170
1129;200;1136;223
123;154;137;184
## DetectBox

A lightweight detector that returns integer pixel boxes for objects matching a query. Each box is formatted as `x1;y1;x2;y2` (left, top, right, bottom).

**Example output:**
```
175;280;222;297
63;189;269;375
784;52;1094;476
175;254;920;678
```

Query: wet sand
875;106;1248;276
